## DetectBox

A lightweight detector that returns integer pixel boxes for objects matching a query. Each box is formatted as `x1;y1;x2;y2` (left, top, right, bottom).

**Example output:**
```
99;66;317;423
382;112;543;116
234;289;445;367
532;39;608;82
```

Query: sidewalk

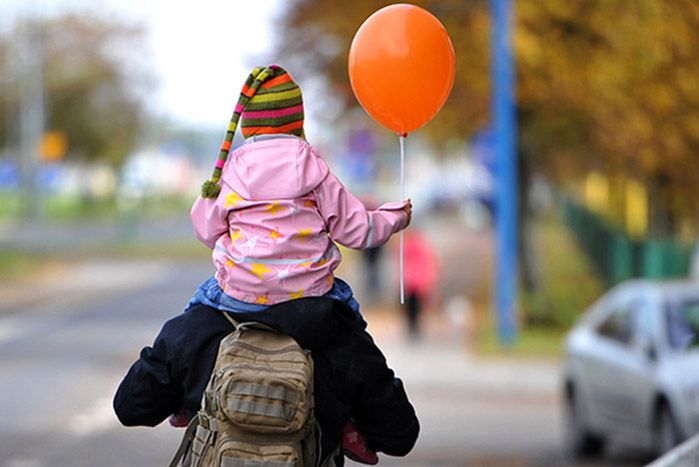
0;259;174;316
336;214;564;466
365;301;560;397
0;254;567;466
344;301;563;467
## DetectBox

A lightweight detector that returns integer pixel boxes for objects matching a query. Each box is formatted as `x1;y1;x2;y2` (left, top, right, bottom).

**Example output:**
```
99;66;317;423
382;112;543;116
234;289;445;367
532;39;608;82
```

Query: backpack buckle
197;411;218;433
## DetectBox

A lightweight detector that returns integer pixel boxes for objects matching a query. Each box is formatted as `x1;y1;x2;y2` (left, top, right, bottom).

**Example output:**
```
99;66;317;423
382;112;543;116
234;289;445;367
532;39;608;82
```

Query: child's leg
188;276;271;314
168;407;190;427
325;277;367;328
184;276;221;312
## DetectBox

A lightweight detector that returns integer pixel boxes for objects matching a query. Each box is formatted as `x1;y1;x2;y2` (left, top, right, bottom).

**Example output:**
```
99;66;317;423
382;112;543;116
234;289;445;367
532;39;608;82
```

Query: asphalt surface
0;259;206;467
0;256;655;467
0;215;655;466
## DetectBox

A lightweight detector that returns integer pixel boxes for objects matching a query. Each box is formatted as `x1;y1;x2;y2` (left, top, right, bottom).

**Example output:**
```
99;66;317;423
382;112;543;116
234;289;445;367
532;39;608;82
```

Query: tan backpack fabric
170;313;321;467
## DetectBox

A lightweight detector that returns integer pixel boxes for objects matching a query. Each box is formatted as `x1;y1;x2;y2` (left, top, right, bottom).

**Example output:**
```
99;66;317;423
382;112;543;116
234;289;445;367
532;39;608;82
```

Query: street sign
39;131;68;161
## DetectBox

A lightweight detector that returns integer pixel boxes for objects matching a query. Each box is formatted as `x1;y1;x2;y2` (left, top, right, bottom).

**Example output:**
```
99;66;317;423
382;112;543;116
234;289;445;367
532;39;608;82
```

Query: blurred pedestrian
359;194;385;302
401;228;439;337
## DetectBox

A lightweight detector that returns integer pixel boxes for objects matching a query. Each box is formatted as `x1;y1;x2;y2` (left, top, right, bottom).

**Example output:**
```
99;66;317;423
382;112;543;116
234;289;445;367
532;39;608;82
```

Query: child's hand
402;199;412;228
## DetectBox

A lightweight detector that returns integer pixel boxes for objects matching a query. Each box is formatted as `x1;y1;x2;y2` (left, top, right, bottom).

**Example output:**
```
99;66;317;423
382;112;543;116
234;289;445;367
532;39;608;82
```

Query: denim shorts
185;276;366;328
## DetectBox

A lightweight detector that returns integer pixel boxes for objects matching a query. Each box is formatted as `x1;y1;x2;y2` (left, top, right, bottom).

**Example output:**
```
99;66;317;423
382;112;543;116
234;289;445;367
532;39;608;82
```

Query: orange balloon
348;4;455;135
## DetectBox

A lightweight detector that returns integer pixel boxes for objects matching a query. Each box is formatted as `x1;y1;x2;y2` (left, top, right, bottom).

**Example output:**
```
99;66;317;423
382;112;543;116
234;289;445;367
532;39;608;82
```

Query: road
0;214;654;466
0;256;653;467
0;259;204;467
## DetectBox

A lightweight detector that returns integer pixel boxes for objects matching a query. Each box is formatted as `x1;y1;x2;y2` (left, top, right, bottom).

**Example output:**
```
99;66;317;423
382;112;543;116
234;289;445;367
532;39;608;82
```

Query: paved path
0;256;651;467
0;211;653;466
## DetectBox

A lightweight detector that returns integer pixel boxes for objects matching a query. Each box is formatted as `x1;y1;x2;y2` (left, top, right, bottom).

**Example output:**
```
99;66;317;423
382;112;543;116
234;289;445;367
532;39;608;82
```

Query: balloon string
399;134;405;305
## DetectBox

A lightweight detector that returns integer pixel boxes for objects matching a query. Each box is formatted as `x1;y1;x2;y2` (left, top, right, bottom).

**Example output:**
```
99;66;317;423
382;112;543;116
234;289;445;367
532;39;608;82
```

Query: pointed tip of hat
201;180;221;199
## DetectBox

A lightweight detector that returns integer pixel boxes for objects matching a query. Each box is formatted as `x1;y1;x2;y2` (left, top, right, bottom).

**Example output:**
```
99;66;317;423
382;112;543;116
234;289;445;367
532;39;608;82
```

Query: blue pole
492;0;518;345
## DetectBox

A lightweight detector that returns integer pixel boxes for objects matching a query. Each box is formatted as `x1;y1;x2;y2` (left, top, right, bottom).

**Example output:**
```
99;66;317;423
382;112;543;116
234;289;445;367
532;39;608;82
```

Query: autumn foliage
0;14;150;166
277;0;699;236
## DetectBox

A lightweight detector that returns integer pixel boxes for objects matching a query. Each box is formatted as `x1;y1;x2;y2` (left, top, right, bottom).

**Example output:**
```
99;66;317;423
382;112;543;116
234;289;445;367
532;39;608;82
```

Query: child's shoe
168;408;189;427
342;420;379;465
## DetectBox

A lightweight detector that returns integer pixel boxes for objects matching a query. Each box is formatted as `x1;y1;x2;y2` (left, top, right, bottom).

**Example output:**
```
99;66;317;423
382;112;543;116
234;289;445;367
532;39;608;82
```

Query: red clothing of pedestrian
403;229;439;302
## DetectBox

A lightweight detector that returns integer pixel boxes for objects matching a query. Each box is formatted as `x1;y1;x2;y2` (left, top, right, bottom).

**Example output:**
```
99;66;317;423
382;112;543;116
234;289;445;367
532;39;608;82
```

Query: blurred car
562;279;699;459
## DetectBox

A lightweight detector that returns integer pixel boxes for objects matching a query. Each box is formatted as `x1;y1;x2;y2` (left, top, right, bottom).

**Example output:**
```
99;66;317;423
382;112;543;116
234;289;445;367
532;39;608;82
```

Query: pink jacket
191;136;408;305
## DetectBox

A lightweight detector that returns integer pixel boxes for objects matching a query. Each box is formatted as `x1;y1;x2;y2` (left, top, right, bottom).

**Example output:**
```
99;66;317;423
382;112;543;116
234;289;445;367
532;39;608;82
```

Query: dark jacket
113;298;419;464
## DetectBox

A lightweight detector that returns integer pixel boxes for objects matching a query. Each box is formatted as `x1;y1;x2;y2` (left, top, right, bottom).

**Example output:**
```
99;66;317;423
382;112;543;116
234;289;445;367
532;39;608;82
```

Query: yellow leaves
277;0;699;222
514;27;543;69
675;67;699;100
625;179;648;239
683;115;699;140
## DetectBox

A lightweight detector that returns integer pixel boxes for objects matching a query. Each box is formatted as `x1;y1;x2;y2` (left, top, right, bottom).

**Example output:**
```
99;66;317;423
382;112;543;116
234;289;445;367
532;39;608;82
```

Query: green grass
0;193;194;222
474;321;568;358
520;212;605;329
83;239;209;259
0;193;22;219
472;210;603;358
0;251;37;280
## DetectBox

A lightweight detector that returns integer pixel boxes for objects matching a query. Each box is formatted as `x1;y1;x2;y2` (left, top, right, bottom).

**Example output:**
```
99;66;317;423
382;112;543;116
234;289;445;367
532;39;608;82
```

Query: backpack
169;312;321;467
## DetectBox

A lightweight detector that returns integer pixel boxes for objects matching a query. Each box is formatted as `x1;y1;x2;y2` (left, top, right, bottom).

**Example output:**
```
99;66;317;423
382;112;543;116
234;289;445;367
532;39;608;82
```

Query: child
189;65;410;323
188;64;411;463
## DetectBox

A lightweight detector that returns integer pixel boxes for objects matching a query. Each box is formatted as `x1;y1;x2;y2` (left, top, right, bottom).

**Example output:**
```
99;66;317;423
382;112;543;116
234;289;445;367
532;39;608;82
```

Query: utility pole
491;0;518;345
18;19;45;222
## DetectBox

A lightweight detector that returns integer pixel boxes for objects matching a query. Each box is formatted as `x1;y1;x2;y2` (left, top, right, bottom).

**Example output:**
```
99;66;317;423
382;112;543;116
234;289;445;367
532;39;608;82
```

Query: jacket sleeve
190;194;229;249
113;319;184;427
313;172;408;249
348;328;420;456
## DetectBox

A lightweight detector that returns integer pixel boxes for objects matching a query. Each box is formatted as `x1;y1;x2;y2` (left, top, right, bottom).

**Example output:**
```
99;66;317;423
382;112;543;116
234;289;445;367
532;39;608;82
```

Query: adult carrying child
114;65;419;465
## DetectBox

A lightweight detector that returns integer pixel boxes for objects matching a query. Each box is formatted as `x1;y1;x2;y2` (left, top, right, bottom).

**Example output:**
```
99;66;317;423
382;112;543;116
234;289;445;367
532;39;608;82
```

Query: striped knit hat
201;65;305;198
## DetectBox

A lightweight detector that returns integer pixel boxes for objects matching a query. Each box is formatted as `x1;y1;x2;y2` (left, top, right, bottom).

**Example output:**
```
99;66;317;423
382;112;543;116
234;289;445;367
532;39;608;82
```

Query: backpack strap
222;311;278;334
168;416;198;467
221;311;239;328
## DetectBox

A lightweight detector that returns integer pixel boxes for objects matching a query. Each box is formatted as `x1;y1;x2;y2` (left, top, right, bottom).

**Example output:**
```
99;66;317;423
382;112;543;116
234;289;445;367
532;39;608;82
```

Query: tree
0;13;152;166
516;0;699;234
276;0;699;233
276;0;491;146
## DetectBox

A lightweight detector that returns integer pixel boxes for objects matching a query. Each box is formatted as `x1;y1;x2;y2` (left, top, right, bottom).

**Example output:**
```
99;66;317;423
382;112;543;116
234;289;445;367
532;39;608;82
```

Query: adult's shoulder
158;305;233;353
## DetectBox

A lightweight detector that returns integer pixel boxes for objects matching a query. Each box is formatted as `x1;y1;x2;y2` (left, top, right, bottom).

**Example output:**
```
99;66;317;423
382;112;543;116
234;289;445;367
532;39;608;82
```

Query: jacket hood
229;298;357;350
221;137;329;200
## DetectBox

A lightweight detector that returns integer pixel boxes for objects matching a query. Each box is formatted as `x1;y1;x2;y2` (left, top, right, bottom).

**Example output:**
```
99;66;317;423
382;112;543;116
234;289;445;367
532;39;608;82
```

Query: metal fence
563;201;692;286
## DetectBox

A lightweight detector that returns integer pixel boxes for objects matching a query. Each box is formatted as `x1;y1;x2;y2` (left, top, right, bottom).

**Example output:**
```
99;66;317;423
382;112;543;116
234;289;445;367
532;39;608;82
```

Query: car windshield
667;299;699;351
